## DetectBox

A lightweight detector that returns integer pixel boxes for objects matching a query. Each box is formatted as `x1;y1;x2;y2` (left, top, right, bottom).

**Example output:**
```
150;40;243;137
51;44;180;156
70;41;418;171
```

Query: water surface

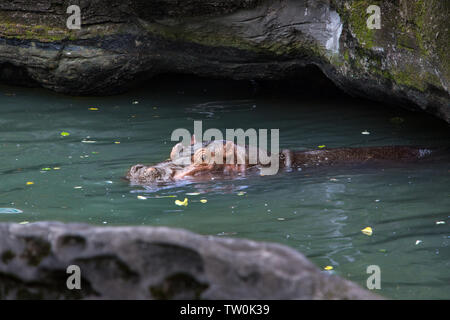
0;78;449;299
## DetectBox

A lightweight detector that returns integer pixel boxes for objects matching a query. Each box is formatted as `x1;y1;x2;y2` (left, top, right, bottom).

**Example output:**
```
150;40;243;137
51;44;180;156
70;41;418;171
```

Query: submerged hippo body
126;142;438;185
285;146;434;169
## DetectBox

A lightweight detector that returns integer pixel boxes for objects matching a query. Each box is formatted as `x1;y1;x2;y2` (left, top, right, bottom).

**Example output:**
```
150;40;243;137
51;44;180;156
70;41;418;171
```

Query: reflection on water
0;77;449;299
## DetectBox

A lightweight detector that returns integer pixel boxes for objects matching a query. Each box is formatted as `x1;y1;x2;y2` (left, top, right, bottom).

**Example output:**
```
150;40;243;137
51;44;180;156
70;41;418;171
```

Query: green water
0;78;449;299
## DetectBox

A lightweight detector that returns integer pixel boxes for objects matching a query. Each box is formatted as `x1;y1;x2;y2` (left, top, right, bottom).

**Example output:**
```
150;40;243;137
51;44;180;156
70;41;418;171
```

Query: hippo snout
127;164;145;179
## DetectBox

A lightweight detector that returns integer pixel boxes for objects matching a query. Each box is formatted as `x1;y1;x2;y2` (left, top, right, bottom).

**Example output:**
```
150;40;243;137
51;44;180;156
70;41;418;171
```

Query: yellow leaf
324;266;333;270
361;227;373;236
318;145;326;149
26;181;34;185
175;198;188;206
390;117;405;124
88;107;99;111
200;199;208;203
60;131;70;137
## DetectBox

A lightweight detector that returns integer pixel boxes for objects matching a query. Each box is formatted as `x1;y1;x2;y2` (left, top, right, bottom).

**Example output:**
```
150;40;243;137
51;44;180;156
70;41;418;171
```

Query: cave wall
0;0;448;122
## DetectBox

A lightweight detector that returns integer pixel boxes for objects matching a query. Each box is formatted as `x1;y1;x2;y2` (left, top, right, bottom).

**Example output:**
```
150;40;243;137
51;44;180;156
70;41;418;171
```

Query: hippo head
127;163;173;184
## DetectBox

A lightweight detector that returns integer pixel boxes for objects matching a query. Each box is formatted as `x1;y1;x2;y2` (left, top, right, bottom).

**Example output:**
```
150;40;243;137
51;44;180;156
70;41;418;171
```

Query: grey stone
0;222;381;299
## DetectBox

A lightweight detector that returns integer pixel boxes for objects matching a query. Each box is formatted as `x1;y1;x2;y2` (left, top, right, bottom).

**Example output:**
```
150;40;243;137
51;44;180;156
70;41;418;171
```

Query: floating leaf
132;101;139;105
41;168;52;171
361;227;373;236
60;131;70;137
186;192;200;196
415;240;422;245
175;198;188;206
277;218;286;221
318;145;326;149
237;191;246;196
19;221;29;225
26;181;34;185
361;130;370;135
324;266;334;271
390;117;405;124
88;107;99;111
137;196;147;200
436;221;445;225
114;141;121;144
200;199;208;203
74;186;82;189
53;167;61;170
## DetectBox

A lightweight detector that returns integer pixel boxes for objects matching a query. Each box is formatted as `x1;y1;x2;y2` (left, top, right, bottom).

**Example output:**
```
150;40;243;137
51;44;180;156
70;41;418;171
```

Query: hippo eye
134;165;144;172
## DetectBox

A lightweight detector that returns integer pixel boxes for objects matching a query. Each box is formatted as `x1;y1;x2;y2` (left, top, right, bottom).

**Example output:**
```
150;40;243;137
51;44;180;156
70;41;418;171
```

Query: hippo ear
170;143;183;161
191;135;197;145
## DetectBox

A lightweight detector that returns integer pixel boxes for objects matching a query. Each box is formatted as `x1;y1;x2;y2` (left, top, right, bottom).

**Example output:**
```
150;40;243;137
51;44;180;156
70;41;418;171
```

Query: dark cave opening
132;64;348;100
0;62;39;88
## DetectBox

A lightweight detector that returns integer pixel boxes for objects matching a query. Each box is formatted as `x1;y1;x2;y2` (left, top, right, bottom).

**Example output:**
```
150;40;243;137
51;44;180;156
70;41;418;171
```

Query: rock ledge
0;222;380;299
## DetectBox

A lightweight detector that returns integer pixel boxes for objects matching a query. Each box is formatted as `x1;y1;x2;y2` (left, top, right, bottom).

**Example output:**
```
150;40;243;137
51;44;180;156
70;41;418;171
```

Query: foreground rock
0;0;448;122
0;222;380;299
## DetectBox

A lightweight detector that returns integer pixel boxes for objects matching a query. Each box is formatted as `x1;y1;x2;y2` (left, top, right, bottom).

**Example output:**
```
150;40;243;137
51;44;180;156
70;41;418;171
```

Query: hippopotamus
126;139;441;185
127;139;254;184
